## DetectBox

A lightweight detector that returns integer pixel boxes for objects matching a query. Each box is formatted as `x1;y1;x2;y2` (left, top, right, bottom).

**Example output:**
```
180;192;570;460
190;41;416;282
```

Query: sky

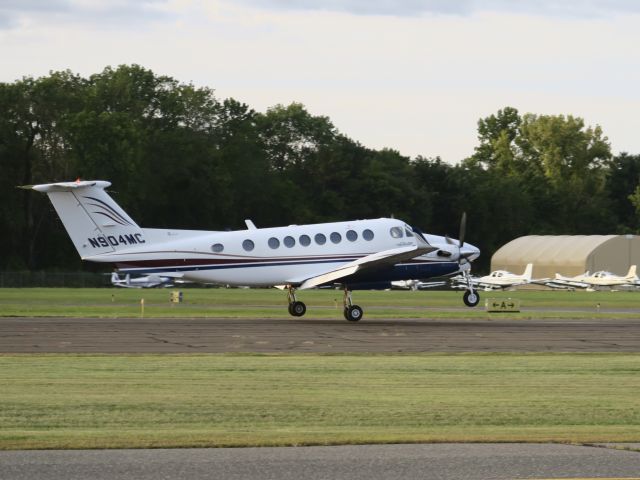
1;0;639;163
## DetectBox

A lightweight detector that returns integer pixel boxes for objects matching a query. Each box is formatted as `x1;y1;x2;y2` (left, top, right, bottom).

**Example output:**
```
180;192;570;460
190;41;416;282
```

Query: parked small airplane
452;263;534;291
110;272;174;288
546;265;637;290
391;279;448;290
23;180;481;320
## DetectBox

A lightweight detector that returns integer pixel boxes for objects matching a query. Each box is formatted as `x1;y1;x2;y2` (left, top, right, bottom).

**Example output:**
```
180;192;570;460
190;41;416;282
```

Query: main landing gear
462;271;480;307
287;286;306;317
343;288;363;322
285;285;363;321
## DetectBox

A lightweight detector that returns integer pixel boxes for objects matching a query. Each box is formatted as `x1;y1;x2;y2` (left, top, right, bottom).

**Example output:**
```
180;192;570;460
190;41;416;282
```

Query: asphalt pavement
2;316;640;353
2;443;640;480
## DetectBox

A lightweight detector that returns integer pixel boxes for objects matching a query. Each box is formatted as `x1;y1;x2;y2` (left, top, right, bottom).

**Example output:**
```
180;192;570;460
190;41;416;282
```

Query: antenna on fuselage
245;219;257;230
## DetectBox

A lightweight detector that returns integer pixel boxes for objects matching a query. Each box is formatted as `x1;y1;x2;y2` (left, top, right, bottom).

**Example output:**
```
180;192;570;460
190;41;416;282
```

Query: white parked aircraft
110;272;174;288
391;279;448;290
24;180;481;321
452;263;534;291
546;265;637;290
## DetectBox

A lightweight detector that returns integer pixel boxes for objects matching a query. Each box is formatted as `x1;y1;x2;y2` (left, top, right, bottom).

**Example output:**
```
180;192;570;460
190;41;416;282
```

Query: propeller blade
459;212;466;248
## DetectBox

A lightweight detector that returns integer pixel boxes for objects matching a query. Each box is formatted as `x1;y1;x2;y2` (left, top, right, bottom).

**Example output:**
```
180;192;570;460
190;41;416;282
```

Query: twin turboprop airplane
24;180;481;321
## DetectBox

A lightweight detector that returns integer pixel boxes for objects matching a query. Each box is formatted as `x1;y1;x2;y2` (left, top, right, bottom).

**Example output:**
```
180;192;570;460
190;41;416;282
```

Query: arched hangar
491;235;640;279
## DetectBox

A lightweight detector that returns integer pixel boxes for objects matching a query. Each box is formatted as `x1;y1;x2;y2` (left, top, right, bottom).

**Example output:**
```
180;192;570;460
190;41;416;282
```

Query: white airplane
23;180;481;321
546;265;637;290
452;263;534;291
391;279;448;290
110;272;174;288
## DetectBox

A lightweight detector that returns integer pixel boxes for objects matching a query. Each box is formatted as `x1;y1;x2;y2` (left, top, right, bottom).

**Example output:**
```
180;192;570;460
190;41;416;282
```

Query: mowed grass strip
1;353;640;449
0;288;638;319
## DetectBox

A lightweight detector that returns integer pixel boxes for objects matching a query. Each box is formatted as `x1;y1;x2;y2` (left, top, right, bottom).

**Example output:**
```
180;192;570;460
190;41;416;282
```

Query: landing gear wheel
463;290;480;307
345;305;363;322
290;301;307;317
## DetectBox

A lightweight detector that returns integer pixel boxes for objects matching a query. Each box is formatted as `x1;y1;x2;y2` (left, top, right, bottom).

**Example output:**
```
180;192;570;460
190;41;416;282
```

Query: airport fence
0;271;110;288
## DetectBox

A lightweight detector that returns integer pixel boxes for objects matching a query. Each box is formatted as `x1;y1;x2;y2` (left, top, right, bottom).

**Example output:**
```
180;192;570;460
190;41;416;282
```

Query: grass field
1;353;639;449
2;289;638;450
0;287;638;319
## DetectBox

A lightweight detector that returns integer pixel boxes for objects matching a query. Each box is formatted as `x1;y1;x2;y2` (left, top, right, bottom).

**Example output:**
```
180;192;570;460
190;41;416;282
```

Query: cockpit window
390;227;403;238
405;228;414;237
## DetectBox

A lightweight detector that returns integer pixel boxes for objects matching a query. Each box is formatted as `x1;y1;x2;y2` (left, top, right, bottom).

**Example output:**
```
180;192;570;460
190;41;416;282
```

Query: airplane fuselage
96;218;467;288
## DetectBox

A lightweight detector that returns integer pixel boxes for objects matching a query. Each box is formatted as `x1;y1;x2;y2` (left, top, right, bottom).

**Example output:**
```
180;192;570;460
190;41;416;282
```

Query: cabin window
362;229;374;241
299;234;311;246
284;236;295;248
390;227;403;238
330;232;342;244
346;230;357;242
268;237;280;249
242;239;255;251
315;233;326;245
211;243;224;253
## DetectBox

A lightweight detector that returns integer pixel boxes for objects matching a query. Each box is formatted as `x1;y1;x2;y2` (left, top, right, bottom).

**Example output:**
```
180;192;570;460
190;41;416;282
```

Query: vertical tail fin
23;180;147;258
522;263;533;281
626;265;637;280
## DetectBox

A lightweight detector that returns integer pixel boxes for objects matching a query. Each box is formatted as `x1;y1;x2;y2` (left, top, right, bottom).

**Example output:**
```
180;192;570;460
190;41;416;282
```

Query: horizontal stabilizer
20;180;112;192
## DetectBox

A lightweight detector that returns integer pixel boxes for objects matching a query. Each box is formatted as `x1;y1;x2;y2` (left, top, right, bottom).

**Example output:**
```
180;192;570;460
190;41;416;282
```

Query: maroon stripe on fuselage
115;255;362;269
114;256;438;269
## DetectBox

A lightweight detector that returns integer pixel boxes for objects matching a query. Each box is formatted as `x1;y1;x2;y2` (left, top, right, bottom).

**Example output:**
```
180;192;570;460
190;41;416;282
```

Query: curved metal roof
489;235;635;278
493;235;617;269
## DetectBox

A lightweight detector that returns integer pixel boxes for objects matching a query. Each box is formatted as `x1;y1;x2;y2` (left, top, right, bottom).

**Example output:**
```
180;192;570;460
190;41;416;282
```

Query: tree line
1;64;639;273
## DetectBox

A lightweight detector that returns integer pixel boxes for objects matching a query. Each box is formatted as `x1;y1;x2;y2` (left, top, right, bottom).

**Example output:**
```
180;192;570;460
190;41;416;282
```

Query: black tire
343;307;349;321
287;303;294;316
346;305;363;322
291;301;306;317
463;290;480;307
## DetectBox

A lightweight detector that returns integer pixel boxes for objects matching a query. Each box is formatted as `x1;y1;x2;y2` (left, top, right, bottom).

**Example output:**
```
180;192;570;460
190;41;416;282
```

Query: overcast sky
1;0;639;162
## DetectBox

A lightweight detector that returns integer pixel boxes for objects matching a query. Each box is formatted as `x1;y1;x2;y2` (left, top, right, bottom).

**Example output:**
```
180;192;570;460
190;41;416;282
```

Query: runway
2;316;640;352
1;444;640;480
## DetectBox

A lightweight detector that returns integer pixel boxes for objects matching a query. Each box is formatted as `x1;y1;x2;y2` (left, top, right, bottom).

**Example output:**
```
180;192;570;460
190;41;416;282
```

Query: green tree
0;71;87;268
607;153;640;231
258;103;336;171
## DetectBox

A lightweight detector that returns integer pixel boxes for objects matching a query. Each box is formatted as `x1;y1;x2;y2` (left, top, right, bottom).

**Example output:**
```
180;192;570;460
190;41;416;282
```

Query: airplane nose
461;243;481;262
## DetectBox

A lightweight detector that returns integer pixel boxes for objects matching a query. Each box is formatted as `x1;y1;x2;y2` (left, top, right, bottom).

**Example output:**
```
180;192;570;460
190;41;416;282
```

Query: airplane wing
545;279;589;289
296;243;438;290
451;276;500;290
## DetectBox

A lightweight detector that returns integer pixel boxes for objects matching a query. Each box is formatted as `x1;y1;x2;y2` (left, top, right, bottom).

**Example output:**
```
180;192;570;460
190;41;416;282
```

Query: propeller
458;211;466;248
444;212;474;264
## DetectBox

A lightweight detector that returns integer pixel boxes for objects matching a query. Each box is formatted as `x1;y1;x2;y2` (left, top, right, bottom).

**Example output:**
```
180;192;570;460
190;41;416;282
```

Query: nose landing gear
462;271;480;307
